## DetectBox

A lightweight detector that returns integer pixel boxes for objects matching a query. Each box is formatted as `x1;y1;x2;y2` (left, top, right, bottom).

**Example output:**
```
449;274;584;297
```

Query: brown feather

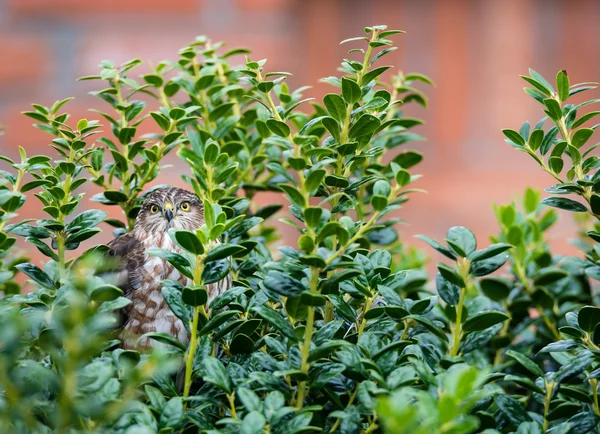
105;188;231;350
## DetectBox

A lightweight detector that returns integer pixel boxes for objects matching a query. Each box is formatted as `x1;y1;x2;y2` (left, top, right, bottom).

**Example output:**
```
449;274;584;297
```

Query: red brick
8;0;201;16
431;0;469;158
1;102;93;160
77;31;295;88
0;36;50;84
237;0;288;9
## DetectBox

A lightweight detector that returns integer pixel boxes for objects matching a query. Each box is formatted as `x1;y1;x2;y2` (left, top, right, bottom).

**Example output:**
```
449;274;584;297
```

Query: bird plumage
106;187;231;349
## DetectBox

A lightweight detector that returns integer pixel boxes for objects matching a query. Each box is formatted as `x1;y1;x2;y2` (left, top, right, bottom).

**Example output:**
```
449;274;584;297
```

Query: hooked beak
164;202;174;222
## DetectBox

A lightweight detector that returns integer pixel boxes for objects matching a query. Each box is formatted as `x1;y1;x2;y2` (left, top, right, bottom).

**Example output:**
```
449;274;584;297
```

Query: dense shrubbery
1;24;600;433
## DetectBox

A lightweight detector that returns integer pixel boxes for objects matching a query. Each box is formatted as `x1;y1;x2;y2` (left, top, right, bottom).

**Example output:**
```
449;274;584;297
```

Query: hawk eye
150;204;159;214
180;201;190;211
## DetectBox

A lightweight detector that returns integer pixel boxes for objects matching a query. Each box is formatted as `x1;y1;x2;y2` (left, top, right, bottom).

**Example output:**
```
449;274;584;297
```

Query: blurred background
1;0;599;259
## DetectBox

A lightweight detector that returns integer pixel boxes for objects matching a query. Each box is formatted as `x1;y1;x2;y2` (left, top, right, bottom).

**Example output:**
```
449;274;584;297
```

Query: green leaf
324;175;349;188
572;128;594;148
141;332;186;351
348;114;380;138
159;397;184;429
529;69;555;94
578;306;600;333
266;119;290;138
573;111;600;129
435;273;459;306
198;310;238;335
341;77;361;104
538;340;578;353
469;254;509;277
529;129;544;151
502;129;526;147
555;351;593;384
263;270;304;297
240;411;266;434
541;197;587;212
446;226;477;256
168;107;185;120
323;93;347;122
361;65;391;86
322;117;340;142
145;385;166;411
591;194;600;215
305;169;326;193
15;263;56;289
237;387;262;412
279;184;307;207
143;74;164;87
118;127;136;145
506;349;544;377
304;207;323;228
91;284;123;302
495;394;532;425
533;268;568;285
205;243;245;262
147;248;193;279
415;235;456;260
251;304;299;342
66;209;107;232
170;229;204;255
543;98;563;121
463;310;509;332
202;357;232;394
407;315;448;342
182;287;208;307
479;277;511;301
469;243;512;262
557;70;570;102
549;156;563;174
151;112;170;130
209;102;235;121
66;228;101;244
437;263;465;287
103;190;129;203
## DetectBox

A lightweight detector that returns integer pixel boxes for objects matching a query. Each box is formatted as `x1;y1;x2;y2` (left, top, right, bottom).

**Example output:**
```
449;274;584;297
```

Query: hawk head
135;188;204;233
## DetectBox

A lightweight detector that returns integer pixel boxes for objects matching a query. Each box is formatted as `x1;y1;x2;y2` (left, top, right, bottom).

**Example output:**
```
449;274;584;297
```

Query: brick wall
1;0;599;264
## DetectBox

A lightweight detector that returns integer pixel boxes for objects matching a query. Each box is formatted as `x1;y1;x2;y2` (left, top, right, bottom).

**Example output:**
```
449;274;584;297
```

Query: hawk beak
164;203;174;222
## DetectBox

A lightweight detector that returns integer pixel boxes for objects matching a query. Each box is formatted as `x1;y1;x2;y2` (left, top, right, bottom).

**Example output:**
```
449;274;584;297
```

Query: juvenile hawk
106;187;231;349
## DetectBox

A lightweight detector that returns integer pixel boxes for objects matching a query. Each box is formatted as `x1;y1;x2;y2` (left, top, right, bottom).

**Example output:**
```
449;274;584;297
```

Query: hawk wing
105;232;143;318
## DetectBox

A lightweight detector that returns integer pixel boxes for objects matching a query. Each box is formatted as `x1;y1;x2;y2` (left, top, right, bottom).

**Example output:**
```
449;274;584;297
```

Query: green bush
1;24;599;433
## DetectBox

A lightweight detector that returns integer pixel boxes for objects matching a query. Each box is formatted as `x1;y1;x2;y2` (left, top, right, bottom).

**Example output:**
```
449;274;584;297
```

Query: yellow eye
180;201;190;212
150;204;159;214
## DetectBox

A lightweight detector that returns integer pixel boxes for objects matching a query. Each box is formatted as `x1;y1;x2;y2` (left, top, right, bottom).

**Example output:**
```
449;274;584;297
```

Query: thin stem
356;30;378;84
364;415;378;434
183;255;206;402
58;336;78;433
329;386;358;433
357;295;374;338
227;393;238;419
325;212;379;266
591;379;600;416
449;287;466;357
296;267;319;410
56;234;66;279
543;381;553;433
401;319;413;340
256;69;307;196
183;305;201;400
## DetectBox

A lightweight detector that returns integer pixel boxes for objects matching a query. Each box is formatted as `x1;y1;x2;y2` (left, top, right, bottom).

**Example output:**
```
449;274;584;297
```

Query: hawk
106;187;231;349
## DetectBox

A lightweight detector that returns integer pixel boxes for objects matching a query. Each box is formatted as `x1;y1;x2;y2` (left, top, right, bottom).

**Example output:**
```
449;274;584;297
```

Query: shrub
0;24;599;433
